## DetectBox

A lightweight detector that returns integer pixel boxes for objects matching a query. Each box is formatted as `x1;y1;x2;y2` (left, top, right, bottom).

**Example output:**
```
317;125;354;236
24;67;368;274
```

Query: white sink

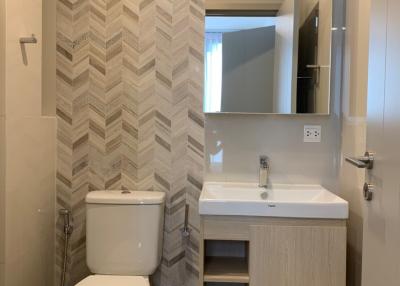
199;182;348;219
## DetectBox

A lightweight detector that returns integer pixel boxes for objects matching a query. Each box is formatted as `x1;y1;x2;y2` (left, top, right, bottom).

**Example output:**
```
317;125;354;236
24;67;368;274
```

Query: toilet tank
85;191;165;276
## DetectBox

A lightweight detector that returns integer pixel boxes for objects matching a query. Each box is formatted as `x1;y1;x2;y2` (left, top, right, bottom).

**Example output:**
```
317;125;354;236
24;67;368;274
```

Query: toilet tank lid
86;191;165;205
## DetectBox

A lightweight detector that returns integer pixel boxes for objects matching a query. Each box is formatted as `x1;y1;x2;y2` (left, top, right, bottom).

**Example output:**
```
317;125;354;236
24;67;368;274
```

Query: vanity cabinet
199;216;346;286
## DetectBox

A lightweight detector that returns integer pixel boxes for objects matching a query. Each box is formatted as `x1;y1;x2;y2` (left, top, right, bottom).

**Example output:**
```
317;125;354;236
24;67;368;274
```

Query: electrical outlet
304;125;321;143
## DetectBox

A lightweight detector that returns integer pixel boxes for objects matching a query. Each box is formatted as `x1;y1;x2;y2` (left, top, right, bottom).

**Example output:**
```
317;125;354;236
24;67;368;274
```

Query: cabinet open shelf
203;256;250;284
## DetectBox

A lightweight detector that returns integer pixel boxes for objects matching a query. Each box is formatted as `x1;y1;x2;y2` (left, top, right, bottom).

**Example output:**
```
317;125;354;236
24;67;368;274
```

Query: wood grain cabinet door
249;225;346;286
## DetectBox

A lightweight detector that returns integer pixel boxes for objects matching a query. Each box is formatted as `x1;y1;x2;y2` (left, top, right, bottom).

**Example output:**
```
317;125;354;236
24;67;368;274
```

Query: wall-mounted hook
19;34;37;44
181;204;191;238
19;34;37;65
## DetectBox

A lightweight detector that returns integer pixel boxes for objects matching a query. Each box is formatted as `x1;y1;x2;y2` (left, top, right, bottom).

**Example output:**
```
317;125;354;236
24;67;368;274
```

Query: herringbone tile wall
56;0;204;285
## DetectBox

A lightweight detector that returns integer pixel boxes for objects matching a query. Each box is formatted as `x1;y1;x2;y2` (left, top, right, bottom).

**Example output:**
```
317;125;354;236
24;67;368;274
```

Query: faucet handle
259;155;270;168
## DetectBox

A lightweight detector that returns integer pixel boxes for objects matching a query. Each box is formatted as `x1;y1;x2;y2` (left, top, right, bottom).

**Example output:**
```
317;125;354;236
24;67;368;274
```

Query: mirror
204;0;338;114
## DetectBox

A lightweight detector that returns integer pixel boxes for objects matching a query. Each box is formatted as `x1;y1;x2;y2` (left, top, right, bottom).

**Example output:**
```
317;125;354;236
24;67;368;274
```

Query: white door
359;0;400;285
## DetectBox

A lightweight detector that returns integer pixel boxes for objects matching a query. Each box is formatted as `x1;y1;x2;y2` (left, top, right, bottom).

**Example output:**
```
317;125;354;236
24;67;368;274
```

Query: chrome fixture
19;34;38;44
180;204;191;238
345;152;375;202
260;191;268;200
59;209;73;286
259;155;270;188
363;183;374;201
345;151;374;169
59;209;73;235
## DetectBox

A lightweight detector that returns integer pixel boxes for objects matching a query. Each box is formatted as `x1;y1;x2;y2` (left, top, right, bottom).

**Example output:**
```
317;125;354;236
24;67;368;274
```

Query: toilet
76;190;166;286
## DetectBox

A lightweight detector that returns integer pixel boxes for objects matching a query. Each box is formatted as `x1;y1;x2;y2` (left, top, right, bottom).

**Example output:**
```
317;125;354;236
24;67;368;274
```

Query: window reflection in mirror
204;0;335;115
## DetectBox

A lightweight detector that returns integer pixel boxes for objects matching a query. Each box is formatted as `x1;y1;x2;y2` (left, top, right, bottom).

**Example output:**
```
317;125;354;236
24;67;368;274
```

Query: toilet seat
76;275;149;286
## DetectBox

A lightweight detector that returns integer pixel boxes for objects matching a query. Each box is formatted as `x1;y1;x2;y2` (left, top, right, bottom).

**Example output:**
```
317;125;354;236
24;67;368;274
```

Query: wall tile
205;114;341;192
56;0;205;285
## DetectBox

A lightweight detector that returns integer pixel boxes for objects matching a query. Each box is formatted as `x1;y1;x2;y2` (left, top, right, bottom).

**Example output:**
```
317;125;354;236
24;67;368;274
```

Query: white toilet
76;190;166;286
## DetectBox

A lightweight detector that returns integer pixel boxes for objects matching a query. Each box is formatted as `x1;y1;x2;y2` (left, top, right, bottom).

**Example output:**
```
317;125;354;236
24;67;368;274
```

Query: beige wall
1;0;57;285
0;0;6;284
4;118;56;286
4;0;42;117
0;0;5;116
0;116;5;286
339;0;371;285
42;0;56;116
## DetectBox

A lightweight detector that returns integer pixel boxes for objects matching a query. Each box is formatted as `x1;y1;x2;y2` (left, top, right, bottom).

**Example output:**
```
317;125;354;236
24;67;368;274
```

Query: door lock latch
363;183;374;201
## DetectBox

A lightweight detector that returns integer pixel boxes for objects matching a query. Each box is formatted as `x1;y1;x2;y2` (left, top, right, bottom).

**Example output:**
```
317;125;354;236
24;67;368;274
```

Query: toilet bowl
74;191;165;286
76;275;149;286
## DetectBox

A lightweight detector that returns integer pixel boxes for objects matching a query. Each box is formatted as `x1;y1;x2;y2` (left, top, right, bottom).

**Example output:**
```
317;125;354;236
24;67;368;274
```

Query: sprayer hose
60;230;70;286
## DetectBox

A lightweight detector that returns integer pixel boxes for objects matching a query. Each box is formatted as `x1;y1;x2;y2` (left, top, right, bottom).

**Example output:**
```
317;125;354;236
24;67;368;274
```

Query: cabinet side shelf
203;256;249;283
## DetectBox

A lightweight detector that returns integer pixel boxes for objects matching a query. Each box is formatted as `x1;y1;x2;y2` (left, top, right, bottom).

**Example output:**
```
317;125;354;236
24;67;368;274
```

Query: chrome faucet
259;155;270;188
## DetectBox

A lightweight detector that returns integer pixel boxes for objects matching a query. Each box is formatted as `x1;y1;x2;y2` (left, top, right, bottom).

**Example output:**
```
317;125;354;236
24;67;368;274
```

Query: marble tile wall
56;0;204;285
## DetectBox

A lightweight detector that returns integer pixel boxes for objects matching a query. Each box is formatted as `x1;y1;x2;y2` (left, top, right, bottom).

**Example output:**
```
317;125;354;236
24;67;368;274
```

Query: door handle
345;151;374;169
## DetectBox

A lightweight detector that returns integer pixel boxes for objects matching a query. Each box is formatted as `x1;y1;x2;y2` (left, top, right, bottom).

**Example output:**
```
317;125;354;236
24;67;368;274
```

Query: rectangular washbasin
199;182;349;219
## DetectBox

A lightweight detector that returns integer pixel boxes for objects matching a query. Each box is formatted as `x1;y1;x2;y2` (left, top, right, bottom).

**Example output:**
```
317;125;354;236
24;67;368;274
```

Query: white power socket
304;125;321;143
